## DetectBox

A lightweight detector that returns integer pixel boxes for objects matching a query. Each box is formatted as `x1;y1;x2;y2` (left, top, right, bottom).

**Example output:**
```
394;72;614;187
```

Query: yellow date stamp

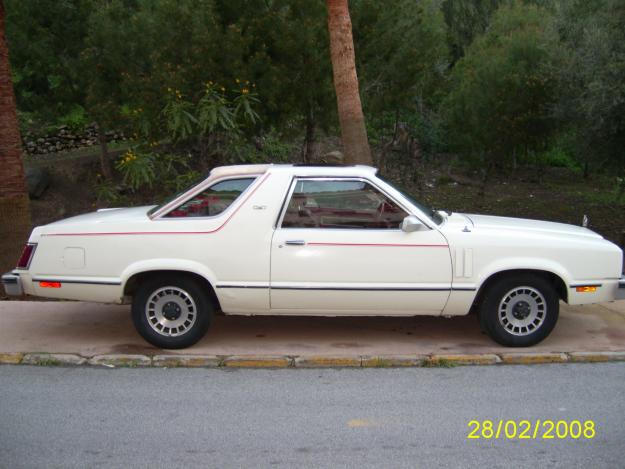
467;420;596;440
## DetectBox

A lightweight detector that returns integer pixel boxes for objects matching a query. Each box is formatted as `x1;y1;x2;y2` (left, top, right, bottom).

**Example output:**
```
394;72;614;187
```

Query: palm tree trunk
0;0;31;293
303;106;318;163
326;0;372;165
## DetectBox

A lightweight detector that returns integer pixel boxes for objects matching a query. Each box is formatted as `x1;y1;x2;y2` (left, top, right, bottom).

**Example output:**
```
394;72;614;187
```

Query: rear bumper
617;278;625;301
2;272;23;296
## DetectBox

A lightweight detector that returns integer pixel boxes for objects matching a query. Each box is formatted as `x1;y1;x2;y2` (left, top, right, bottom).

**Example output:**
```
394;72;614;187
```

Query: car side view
3;164;625;349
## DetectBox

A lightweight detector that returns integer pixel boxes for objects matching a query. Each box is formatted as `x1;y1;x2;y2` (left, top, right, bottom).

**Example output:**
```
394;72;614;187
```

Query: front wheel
479;274;559;347
132;275;213;349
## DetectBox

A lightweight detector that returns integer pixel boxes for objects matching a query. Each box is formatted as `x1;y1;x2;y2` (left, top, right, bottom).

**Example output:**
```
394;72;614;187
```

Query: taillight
16;243;36;269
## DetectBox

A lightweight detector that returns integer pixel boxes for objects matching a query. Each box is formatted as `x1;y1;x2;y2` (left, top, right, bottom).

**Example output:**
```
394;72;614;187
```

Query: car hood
462;213;602;240
46;206;156;227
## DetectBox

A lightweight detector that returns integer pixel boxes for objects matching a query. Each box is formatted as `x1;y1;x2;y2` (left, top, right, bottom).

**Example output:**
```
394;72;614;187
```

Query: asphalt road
0;364;624;469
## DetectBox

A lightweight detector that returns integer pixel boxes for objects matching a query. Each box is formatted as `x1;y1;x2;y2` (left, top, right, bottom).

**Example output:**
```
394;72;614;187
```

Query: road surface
1;363;623;468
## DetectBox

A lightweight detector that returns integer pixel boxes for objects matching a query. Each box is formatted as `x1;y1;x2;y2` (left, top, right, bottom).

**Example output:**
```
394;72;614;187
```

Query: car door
270;177;452;315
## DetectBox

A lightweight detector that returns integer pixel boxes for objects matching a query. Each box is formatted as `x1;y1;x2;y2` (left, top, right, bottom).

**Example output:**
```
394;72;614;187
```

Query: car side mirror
401;215;427;233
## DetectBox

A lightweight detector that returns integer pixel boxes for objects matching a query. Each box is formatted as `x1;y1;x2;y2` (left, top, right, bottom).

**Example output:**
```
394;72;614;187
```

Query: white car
4;164;625;349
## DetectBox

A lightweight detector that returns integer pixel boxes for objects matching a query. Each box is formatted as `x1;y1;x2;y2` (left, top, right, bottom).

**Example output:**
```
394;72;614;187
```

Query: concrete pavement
1;300;625;366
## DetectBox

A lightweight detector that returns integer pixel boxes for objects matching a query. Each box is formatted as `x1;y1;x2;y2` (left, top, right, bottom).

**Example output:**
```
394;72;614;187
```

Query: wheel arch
122;269;221;311
472;268;568;313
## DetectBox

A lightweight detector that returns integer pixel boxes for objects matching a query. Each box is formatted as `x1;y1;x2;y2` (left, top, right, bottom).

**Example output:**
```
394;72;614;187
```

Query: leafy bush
115;147;204;194
155;152;201;192
160;83;259;142
58;105;88;130
443;1;558;165
535;146;579;170
115;148;156;190
94;176;121;205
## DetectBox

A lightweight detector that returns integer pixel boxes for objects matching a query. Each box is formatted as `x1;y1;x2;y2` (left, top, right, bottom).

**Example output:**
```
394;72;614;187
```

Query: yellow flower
242;88;249;94
235;78;240;83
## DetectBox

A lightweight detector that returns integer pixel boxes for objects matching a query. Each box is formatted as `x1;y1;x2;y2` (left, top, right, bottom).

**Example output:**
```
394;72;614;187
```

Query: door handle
285;240;306;246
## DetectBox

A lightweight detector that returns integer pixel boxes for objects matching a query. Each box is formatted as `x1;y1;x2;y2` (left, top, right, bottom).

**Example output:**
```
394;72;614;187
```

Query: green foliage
155;153;201;193
58;105;88;130
535;146;579;170
441;0;503;62
157;82;262;169
114;147;202;193
354;0;449;112
5;0;625;177
94;176;121;205
227;129;296;165
5;0;93;126
196;85;235;134
258;129;296;162
115;148;157;190
167;170;203;193
162;97;197;141
444;1;558;165
552;0;625;173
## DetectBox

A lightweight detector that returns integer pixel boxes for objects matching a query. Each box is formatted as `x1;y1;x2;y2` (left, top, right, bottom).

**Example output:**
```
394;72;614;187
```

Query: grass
34;357;61;366
423;358;457;368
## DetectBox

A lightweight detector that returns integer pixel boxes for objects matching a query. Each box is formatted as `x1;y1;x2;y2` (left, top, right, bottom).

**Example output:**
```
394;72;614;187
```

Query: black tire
131;275;213;349
479;274;559;347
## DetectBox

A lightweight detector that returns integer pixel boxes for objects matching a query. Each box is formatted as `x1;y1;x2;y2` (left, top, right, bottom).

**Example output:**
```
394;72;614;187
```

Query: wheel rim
497;286;547;336
145;286;197;337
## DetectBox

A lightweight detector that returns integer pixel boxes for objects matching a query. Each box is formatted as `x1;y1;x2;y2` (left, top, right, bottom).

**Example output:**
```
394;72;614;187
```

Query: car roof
210;164;378;178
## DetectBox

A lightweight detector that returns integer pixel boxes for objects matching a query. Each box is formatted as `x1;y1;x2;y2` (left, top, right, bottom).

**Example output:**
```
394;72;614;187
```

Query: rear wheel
132;275;212;349
479;274;559;347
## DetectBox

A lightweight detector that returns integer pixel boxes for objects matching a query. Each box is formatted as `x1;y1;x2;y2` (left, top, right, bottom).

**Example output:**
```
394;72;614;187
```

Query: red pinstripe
307;242;448;247
43;173;271;237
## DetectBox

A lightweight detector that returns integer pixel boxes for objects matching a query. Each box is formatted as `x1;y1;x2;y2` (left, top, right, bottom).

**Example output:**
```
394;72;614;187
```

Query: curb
2;351;625;368
361;355;427;368
500;352;568;365
22;353;86;366
223;355;292;368
568;351;625;363
89;354;152;367
153;354;221;368
294;356;362;368
426;354;501;366
0;352;23;364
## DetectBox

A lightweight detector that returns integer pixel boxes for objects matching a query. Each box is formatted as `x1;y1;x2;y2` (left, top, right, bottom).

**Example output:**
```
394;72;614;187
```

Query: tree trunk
326;0;372;165
96;124;112;180
303;107;318;163
0;0;31;293
198;134;211;174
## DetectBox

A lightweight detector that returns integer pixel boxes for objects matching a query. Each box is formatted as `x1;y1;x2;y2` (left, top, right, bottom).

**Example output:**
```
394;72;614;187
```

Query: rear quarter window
165;178;256;218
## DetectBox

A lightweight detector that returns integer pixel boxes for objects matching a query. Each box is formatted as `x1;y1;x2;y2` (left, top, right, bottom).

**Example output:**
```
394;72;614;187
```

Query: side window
165;178;255;218
281;179;407;229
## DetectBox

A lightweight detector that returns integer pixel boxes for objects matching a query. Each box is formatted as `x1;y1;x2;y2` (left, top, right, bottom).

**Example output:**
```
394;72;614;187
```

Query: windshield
376;174;444;225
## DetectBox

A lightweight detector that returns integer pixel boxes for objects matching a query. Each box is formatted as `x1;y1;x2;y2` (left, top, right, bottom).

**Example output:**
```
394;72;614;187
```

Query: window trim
276;176;417;231
152;175;260;221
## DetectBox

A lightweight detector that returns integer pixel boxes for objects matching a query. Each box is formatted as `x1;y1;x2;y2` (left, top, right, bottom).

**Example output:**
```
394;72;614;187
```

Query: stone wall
23;124;127;156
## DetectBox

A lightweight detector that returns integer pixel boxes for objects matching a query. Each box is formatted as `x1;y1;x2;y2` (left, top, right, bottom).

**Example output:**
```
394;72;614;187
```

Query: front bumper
617;278;625;301
1;272;23;296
